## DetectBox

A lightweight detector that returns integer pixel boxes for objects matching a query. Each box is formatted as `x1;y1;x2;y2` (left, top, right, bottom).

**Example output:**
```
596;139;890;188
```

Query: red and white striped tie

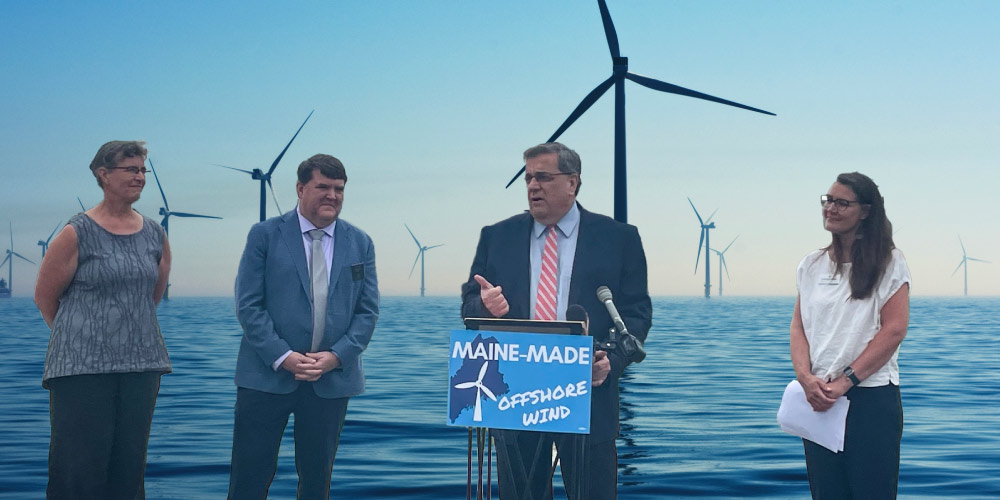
534;225;559;321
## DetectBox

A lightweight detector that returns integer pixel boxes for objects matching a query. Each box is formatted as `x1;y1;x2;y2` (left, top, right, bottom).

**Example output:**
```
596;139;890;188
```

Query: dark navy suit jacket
461;204;651;442
234;209;379;399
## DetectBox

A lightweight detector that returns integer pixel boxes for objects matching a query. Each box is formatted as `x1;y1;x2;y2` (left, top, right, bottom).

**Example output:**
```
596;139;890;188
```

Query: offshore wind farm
1;1;998;298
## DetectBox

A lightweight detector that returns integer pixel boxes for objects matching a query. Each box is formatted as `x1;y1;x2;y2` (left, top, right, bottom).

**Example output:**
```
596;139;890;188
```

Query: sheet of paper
776;380;849;452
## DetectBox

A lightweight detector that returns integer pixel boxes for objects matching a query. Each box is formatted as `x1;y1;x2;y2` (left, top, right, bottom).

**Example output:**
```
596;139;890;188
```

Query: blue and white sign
447;329;592;434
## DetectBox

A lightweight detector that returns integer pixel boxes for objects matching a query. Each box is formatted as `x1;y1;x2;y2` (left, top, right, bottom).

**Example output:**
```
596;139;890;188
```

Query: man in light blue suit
228;154;379;499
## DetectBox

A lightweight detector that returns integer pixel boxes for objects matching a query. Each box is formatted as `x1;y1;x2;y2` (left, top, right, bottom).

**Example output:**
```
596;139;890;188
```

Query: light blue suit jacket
234;209;379;399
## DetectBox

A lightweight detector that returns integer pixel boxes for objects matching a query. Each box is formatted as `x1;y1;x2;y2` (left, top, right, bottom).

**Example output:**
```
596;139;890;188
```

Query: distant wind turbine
952;235;990;296
709;235;739;297
504;0;774;223
1;222;36;297
688;197;718;298
215;110;314;221
453;361;497;422
37;222;62;258
405;224;443;297
149;159;222;299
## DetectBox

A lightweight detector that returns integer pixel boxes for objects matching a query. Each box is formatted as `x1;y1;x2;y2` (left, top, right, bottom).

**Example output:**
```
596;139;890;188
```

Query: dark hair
523;142;582;194
297;154;347;184
89;140;148;187
826;172;895;299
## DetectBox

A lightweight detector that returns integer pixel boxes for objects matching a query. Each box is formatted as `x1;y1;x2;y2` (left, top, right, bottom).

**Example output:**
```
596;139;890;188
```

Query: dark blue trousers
47;372;161;500
803;383;903;500
494;430;618;500
227;384;349;500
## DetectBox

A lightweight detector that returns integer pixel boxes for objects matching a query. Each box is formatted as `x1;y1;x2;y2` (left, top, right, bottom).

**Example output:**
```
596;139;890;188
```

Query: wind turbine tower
952;235;990;296
405;224;443;297
216;110;313;222
688;198;717;298
149;159;222;299
2;222;36;298
504;0;774;223
709;235;739;297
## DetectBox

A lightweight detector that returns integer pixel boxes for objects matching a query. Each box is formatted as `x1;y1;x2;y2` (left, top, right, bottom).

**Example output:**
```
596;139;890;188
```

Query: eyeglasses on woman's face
820;194;864;211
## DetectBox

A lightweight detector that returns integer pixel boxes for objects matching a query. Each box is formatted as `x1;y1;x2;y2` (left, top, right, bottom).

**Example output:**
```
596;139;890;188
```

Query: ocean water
0;296;997;499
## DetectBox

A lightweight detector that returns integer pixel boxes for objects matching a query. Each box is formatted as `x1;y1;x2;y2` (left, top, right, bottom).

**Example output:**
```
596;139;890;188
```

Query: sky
1;1;998;298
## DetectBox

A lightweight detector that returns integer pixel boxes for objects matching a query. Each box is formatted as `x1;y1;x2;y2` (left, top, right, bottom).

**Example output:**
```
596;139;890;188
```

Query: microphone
566;304;589;335
596;286;646;363
596;286;628;336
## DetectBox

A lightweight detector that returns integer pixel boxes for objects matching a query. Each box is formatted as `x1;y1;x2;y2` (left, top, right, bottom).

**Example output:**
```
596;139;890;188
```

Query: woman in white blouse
790;172;910;499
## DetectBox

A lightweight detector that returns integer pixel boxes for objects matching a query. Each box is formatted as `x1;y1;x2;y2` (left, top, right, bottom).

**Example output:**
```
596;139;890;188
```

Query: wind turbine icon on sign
453;361;497;422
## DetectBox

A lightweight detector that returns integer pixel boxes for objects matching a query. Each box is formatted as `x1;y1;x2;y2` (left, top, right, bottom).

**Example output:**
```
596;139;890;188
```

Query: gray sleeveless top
43;213;171;387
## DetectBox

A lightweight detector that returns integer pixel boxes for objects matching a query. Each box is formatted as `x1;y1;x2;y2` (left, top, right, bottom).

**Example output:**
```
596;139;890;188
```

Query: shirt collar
297;205;337;237
532;202;580;239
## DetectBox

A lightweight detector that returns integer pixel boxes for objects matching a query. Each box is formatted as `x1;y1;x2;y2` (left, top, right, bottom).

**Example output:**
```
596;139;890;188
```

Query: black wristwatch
843;366;861;386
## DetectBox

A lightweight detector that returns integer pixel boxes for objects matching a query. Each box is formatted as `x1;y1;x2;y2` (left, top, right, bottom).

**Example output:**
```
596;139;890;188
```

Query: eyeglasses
525;171;574;184
820;195;864;210
107;166;149;175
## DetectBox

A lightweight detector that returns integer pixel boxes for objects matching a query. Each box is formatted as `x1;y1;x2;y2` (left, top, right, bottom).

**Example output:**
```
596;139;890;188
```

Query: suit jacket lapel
568;204;595;307
279;210;312;300
327;220;348;295
511;214;533;316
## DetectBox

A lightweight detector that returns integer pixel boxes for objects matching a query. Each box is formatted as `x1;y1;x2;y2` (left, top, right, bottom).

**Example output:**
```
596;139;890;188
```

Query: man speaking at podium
461;142;652;499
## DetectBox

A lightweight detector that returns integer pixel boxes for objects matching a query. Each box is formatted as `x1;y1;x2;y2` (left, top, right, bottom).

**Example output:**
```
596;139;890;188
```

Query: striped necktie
534;225;558;321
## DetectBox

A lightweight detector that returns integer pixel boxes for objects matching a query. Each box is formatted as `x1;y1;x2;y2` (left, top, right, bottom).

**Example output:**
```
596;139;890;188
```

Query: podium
449;318;591;500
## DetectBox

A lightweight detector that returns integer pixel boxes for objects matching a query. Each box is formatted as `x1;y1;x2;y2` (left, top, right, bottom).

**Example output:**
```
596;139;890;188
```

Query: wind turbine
709;235;739;297
1;222;36;298
405;224;443;297
952;235;990;296
688;197;717;298
149;159;222;299
37;222;62;257
504;0;774;223
215;110;314;222
453;361;497;422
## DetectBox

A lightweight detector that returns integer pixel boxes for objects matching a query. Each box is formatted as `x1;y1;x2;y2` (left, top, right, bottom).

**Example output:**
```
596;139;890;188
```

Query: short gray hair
523;142;582;194
89;140;148;188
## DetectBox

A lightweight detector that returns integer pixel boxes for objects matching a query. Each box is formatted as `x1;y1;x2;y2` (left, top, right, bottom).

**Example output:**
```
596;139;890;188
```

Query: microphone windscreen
596;286;613;302
566;304;588;323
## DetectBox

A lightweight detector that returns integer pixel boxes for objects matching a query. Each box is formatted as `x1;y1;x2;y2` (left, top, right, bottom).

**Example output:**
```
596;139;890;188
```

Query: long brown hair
826;172;895;299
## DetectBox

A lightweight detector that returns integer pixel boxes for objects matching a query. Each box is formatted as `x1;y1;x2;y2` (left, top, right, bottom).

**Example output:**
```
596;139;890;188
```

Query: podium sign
447;329;592;434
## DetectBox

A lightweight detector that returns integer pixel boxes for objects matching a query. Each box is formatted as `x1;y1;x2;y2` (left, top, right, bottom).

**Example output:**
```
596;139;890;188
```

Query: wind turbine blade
46;222;61;243
12;251;35;264
477;361;489;383
77;197;86;211
722;235;739;253
8;222;12;249
213;163;254;175
0;254;9;267
596;0;621;59
404;224;422;248
705;208;719;224
958;235;966;256
951;259;965;276
408;251;421;279
721;256;730;280
267;178;282;213
625;72;776;116
160;215;169;227
454;382;477;389
268;110;314;176
148;159;170;210
967;258;991;263
694;229;704;273
687;197;704;225
480;385;497;401
504;76;615;189
171;212;223;219
425;244;444;250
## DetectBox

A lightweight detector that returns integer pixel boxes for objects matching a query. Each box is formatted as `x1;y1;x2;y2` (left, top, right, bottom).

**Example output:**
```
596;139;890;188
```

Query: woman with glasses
34;140;171;499
789;172;910;499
